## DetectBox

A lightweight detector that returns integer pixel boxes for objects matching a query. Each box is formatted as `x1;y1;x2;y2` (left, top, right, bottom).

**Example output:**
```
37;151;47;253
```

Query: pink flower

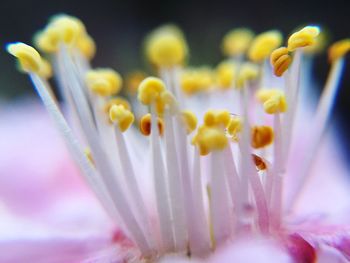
4;16;350;262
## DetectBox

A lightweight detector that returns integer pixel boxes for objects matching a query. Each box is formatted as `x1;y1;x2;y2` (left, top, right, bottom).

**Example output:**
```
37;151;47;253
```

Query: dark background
1;0;349;157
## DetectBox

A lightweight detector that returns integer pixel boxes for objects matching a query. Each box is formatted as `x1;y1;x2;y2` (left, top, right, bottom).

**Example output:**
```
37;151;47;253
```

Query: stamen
7;42;43;73
180;110;198;134
109;105;134;132
270;47;292;77
215;60;238;89
248;30;283;63
287;26;320;52
221;28;255;58
180;67;214;95
86;68;122;97
282;26;320;170
209;150;232;245
140;113;164;136
109;106;156;250
236;62;259;89
104;97;131;113
252;154;267;171
251;125;274;149
191;148;211;253
145;25;188;68
6;43;133;248
138;77;176;251
288;40;349;211
163;108;187;251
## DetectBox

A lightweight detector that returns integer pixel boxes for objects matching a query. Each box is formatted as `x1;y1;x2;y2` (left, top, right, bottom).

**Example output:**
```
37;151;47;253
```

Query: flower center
7;15;350;260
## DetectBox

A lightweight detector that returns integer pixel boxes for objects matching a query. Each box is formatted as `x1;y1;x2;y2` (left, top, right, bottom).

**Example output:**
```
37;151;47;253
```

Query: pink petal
208;237;293;263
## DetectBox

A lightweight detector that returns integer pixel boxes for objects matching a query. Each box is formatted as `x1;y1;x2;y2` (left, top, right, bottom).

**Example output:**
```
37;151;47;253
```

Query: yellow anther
84;147;94;165
215;60;238;89
328;39;350;63
287;26;320;52
49;14;85;43
7;42;42;73
203;110;216;126
193;126;228;156
125;71;147;95
251;125;274;148
216;110;231;127
86;68;122;96
77;33;96;59
270;47;292;77
236;62;259;88
38;58;52;79
222;28;255;56
181;110;197;134
139;113;164;136
252;154;267;170
304;29;328;55
227;116;242;139
161;90;178;114
203;109;231;128
256;89;287;114
104;97;131;114
138;77;166;105
145;25;188;68
35;14;86;53
109;105;134;132
256;88;282;102
264;94;287;114
181;67;214;95
248;30;283;62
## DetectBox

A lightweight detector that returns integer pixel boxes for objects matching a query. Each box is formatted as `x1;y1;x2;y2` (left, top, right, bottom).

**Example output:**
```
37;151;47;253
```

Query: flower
5;14;350;262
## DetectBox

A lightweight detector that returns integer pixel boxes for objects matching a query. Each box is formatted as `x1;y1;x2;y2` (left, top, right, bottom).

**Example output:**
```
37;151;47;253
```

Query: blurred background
1;0;349;156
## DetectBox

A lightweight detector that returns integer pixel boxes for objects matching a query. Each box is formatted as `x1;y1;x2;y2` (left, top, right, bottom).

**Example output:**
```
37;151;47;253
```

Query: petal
0;100;93;215
317;245;348;263
208;237;293;263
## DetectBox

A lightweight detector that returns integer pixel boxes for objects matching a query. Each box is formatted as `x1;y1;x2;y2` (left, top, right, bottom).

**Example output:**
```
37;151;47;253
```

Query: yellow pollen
38;58;53;79
7;42;42;73
109;105;134;132
270;47;292;77
251;125;274;148
145;25;188;68
236;62;259;89
287;26;320;52
248;30;283;62
181;110;198;134
328;39;350;63
227;116;242;140
76;33;96;59
35;14;86;53
215;60;238;89
264;95;287;114
221;28;255;57
139;113;164;136
256;89;287;114
160;90;179;114
86;68;122;97
256;88;282;102
138;77;166;105
304;29;328;54
203;109;231;128
104;97;131;114
193;125;228;156
181;67;214;95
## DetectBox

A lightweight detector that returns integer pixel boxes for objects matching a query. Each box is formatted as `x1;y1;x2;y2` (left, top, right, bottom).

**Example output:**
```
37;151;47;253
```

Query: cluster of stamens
7;14;350;261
